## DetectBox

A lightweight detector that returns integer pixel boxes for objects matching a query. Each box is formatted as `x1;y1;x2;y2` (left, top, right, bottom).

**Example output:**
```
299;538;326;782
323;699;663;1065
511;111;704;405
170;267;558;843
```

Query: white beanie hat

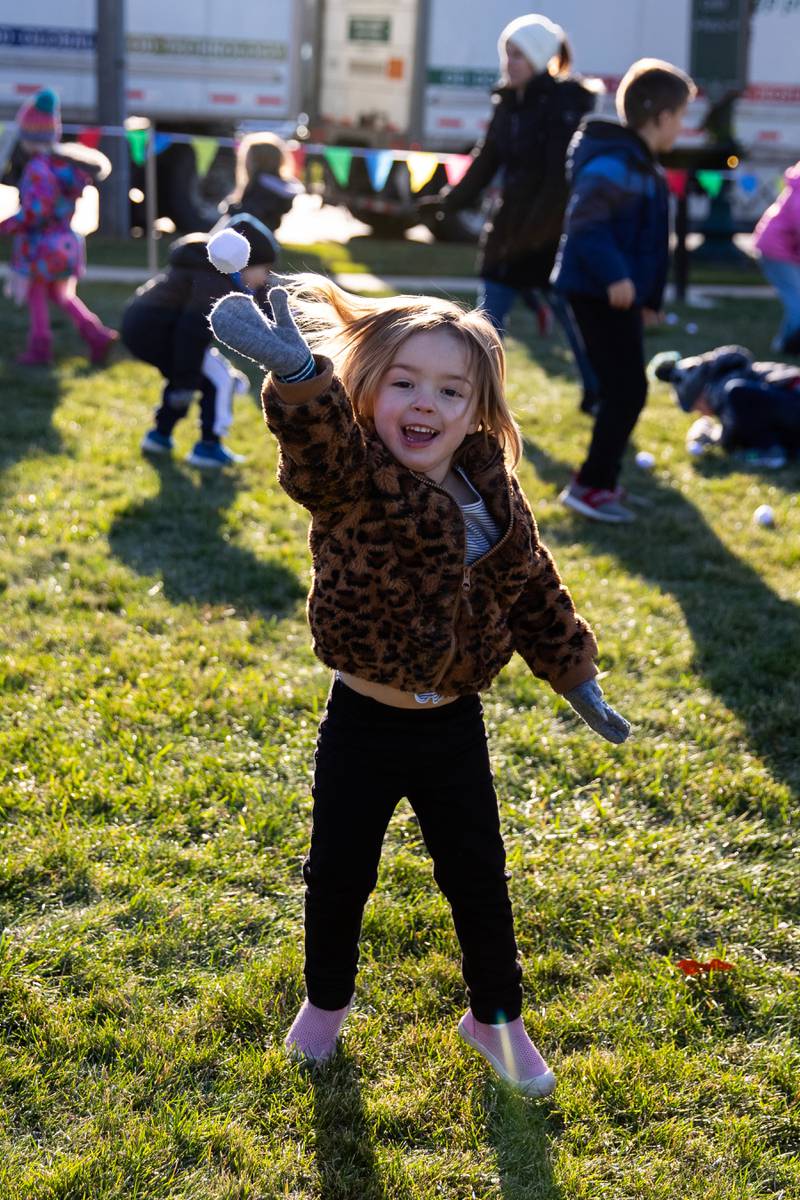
498;14;565;74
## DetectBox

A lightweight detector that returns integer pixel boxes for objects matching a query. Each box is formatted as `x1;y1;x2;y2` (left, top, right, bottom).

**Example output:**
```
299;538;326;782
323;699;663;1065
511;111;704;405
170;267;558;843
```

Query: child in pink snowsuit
753;162;800;356
0;88;117;366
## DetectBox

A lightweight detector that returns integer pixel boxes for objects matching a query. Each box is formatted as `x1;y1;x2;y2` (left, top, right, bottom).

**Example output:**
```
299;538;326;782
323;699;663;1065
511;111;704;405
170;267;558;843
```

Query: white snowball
635;450;655;470
753;504;775;527
207;228;250;274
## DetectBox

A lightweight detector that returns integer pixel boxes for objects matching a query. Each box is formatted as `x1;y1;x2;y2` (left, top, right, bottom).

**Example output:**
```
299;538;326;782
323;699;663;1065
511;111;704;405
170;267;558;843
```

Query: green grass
0;230;766;287
1;284;799;1199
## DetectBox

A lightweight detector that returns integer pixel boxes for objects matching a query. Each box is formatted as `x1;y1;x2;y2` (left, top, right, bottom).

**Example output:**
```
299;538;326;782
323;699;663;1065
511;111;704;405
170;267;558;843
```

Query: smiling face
372;329;479;484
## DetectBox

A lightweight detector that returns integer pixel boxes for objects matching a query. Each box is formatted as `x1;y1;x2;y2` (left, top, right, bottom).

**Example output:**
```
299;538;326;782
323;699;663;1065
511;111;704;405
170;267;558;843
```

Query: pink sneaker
458;1011;556;1097
284;997;353;1064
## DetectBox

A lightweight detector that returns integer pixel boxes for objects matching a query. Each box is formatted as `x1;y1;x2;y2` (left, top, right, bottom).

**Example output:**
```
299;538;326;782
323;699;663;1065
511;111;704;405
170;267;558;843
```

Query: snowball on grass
635;450;655;470
207;228;250;274
753;504;775;528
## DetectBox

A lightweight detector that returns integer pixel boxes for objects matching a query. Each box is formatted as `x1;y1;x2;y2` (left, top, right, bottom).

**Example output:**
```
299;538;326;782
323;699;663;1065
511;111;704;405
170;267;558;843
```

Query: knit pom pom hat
17;88;62;146
498;14;564;74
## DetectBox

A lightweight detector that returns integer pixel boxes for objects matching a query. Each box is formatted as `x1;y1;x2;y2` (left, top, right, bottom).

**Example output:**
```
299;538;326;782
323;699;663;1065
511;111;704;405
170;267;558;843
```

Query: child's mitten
209;288;314;382
563;679;631;744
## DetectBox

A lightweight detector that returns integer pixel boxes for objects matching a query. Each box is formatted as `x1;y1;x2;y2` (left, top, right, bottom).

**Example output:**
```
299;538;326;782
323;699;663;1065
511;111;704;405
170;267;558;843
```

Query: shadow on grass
688;450;800;494
486;1084;562;1200
311;1054;386;1200
0;357;63;476
524;436;800;804
108;457;304;618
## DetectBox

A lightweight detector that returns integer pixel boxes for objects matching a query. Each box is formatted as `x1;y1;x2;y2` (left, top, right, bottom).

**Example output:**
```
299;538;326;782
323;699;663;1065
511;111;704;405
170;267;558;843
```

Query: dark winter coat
666;344;800;454
261;359;598;697
441;73;597;288
551;119;670;310
219;173;303;232
121;234;238;389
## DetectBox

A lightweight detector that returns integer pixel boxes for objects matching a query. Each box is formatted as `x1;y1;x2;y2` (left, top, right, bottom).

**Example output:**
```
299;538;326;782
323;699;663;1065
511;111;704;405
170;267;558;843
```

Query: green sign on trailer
690;0;750;97
348;17;391;43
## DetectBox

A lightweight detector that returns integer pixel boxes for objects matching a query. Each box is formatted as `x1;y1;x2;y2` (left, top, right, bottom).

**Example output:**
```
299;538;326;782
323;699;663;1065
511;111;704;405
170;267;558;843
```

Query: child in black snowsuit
122;214;277;468
652;344;800;468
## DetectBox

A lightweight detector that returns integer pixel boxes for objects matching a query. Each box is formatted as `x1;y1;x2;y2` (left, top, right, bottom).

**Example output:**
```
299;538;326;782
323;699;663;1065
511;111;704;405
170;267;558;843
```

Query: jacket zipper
411;471;516;689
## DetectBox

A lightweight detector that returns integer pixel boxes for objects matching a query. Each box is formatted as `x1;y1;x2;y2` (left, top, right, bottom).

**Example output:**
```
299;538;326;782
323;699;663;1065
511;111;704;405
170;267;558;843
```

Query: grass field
1;277;799;1200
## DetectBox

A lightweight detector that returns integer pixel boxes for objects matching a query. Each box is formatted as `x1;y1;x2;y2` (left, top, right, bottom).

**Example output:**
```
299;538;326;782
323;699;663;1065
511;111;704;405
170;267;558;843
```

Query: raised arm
209;287;367;511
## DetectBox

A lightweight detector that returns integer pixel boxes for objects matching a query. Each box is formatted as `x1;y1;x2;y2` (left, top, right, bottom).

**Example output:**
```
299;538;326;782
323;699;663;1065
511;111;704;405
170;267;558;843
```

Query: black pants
568;295;648;490
303;680;523;1024
719;378;800;453
121;306;222;443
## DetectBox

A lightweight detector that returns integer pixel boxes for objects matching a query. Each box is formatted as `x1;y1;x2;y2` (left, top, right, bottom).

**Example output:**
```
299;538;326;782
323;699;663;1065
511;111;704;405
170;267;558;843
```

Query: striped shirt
456;468;501;565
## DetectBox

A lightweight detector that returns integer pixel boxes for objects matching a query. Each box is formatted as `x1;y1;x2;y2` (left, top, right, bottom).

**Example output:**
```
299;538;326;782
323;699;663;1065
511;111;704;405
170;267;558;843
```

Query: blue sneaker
185;440;245;469
141;429;173;456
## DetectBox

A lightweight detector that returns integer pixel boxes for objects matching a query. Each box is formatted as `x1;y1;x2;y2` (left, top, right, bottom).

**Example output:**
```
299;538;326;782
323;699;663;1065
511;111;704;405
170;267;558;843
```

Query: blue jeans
758;257;800;351
477;278;599;401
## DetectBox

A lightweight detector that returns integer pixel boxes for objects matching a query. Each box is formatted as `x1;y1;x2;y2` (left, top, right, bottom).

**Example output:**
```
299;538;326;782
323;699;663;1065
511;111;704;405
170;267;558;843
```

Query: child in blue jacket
552;58;695;522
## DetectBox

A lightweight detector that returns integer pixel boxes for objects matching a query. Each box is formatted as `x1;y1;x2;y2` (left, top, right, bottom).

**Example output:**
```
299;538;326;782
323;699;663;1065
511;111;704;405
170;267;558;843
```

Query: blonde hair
231;132;293;202
284;274;522;466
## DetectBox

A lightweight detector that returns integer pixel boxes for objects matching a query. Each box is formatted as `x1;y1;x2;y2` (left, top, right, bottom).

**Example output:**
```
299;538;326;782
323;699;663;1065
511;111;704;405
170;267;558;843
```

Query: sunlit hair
231;132;293;202
616;58;696;129
500;33;574;81
283;274;522;466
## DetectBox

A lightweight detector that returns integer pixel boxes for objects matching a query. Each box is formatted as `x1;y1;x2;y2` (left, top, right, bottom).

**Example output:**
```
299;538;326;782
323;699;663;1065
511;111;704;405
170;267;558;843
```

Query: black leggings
303;679;523;1024
568;294;648;490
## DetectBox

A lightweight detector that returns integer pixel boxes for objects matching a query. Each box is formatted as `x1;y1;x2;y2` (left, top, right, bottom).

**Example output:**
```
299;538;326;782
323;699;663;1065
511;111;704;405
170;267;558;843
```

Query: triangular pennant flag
697;170;724;199
445;155;471;188
738;173;759;195
665;168;688;200
290;145;306;177
365;149;394;192
406;152;439;193
324;146;353;187
126;127;149;167
154;132;173;155
191;136;218;178
77;126;102;150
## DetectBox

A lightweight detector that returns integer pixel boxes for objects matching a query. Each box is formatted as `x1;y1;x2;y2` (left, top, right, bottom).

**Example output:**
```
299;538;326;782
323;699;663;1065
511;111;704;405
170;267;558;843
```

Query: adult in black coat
423;13;599;403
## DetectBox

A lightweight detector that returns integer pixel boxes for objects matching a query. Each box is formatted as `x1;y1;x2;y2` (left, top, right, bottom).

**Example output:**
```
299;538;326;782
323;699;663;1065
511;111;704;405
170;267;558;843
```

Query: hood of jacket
168;233;217;272
568;117;656;182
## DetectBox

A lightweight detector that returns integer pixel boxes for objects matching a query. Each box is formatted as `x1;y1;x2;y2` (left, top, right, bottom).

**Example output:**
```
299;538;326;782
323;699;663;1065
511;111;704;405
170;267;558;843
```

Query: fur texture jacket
263;359;598;697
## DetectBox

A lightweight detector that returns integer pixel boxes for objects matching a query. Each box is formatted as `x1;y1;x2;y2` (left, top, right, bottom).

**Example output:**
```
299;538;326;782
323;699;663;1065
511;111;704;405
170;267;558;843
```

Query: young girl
216;132;303;233
753;162;800;355
0;89;117;367
208;240;630;1096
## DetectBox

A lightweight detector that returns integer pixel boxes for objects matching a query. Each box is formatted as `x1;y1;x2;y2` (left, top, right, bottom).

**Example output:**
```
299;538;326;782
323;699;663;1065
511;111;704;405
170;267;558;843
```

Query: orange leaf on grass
677;958;735;976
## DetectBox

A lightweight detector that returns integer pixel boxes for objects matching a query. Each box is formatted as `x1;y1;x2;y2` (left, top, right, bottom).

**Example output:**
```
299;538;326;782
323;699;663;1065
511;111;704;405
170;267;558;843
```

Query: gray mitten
563;679;631;744
209;287;314;379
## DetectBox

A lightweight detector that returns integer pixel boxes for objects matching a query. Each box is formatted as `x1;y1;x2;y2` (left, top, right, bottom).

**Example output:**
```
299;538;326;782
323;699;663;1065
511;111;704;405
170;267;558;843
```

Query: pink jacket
753;163;800;265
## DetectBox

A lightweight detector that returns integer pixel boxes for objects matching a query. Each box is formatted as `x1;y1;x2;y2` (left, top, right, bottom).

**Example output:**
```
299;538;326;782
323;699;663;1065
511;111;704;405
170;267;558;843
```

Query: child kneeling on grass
121;214;277;469
652;344;800;467
208;239;631;1096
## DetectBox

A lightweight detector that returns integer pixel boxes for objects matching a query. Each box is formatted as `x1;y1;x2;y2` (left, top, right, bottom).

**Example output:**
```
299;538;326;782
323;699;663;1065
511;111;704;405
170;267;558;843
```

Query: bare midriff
337;671;459;709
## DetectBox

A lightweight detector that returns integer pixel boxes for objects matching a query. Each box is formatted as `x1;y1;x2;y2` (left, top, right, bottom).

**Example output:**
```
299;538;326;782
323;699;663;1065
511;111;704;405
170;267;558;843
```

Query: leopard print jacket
263;358;598;697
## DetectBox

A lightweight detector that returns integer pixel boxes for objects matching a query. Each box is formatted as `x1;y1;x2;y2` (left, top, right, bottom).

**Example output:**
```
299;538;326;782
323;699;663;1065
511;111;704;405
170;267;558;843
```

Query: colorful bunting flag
406;152;439;193
290;145;307;178
154;132;173;156
445;155;472;188
697;170;724;199
77;126;102;150
737;173;759;195
191;136;219;178
126;127;149;167
324;146;353;187
665;169;688;200
365;149;394;192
